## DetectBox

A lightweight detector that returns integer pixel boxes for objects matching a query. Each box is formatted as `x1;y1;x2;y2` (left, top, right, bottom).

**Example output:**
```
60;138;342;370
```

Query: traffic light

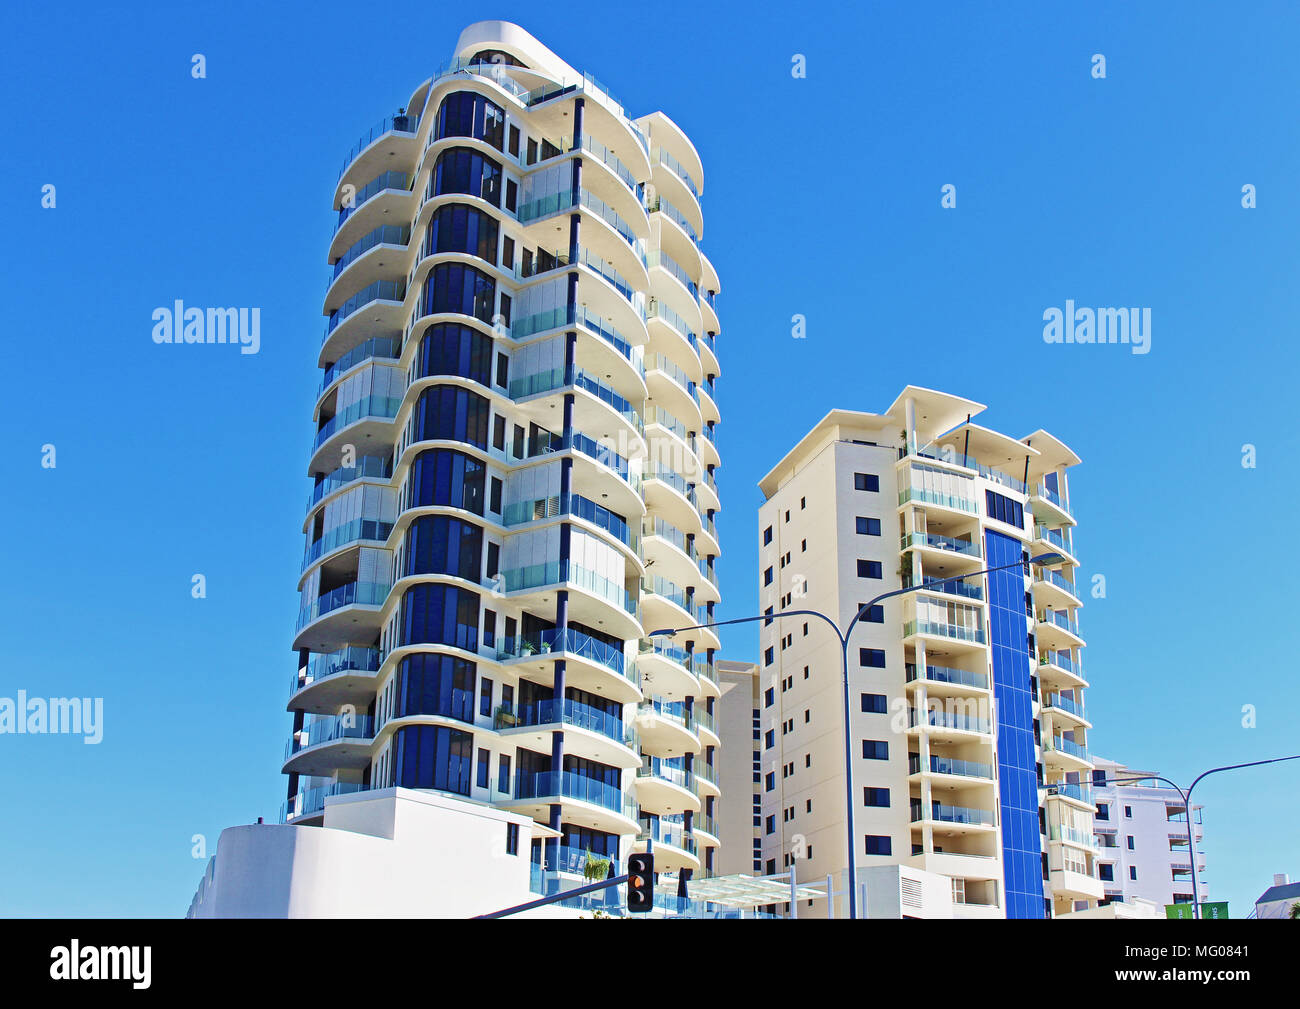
626;853;654;913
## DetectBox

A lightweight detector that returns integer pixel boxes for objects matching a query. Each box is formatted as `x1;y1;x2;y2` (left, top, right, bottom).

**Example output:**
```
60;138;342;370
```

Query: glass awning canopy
666;873;827;908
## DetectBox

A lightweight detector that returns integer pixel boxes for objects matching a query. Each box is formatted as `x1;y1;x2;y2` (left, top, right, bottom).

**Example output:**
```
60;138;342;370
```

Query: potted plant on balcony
583;848;610;883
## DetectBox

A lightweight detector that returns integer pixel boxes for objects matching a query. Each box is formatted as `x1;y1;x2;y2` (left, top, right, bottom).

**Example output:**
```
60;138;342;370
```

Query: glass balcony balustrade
312;395;403;450
285;713;375;761
497;697;625;744
289;646;383;698
307;456;393;511
903;619;986;645
900;531;981;558
902;575;983;602
325;279;406;338
910;801;994;826
905;663;990;690
907;707;991;734
281;781;365;822
909;754;994;779
318;336;401;395
296;581;390;631
336;171;412;232
302;517;394;570
331;225;411;283
339;112;418;178
494;625;629;679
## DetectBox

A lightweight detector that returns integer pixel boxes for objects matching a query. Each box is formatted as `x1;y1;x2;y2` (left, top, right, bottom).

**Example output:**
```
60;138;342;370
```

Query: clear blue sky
3;0;1297;917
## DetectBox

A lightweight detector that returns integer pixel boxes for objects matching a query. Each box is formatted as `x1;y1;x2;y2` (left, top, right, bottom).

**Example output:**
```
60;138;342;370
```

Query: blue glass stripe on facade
984;529;1045;919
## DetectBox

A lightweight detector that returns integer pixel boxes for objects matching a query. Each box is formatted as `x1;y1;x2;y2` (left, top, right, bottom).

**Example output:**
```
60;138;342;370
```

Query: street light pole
1068;753;1300;919
650;551;1064;919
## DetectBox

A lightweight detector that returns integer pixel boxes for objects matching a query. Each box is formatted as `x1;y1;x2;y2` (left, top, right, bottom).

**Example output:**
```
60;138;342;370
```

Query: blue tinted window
859;648;886;668
986;528;1045;918
393;725;473;794
397;653;475;722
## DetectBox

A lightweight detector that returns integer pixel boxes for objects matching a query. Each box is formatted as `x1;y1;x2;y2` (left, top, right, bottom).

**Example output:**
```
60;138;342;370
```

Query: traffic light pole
473;873;631;919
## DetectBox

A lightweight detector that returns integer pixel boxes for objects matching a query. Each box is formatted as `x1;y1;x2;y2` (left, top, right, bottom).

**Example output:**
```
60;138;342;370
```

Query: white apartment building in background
750;386;1099;918
1090;756;1208;909
192;20;730;917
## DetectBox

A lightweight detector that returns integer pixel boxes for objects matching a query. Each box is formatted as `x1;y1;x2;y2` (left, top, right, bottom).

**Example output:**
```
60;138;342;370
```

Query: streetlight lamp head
1029;552;1064;566
648;628;679;638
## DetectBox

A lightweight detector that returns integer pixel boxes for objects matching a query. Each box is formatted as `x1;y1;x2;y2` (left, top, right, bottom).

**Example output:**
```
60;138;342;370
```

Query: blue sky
2;0;1297;917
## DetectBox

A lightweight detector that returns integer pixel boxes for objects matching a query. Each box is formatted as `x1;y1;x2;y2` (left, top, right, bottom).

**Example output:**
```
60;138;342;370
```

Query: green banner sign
1165;902;1228;919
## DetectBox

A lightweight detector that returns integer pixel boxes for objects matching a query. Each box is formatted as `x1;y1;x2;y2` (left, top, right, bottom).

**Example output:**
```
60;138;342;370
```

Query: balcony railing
909;754;994;779
319;335;401;394
898;486;977;514
638;817;697;855
302;517;393;570
1049;824;1098;848
336;170;411;231
514;770;631;815
900;531;982;558
1034;524;1076;557
503;492;638;553
1038;650;1081;676
903;575;983;602
325;279;406;338
495;626;629;679
638;755;692;791
331;224;411;281
908;707;991;734
1033;482;1072;516
504;698;626;744
312;395;403;450
654;146;700;200
1039;609;1082;637
1046;736;1091;762
307;455;391;511
910;801;994;826
1043;692;1086;718
286;714;374;760
339;112;418;178
291;646;383;699
500;561;638;618
638;697;694;732
540;843;621;877
1047;782;1093;803
296;581;390;631
899;445;1028;495
905;663;989;691
903;619;986;645
281;781;365;822
1034;567;1080;599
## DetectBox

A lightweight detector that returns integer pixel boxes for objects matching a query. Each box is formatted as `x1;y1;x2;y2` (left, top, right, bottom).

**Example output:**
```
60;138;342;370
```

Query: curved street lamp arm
1186;755;1300;798
648;609;847;649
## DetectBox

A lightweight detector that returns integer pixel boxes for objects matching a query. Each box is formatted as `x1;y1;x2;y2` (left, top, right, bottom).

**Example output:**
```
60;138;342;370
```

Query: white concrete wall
187;789;571;919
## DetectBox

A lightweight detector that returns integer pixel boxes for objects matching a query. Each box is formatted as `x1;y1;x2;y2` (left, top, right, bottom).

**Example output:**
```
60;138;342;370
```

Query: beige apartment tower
742;386;1097;918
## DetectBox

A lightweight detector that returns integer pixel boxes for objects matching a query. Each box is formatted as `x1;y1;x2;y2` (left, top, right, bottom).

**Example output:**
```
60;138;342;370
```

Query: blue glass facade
984;529;1045;919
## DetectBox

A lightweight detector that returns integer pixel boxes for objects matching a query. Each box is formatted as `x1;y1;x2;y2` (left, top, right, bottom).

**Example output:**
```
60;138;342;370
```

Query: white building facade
748;387;1099;918
1090;756;1207;909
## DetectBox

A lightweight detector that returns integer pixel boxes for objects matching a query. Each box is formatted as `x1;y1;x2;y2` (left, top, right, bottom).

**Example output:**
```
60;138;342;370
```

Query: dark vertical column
548;95;586;868
286;647;309;804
